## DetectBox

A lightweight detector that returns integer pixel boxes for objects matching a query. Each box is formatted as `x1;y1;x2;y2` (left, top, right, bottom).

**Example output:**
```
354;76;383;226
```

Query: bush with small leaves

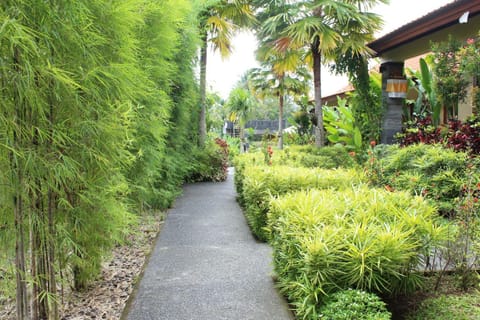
370;144;472;216
319;289;391;320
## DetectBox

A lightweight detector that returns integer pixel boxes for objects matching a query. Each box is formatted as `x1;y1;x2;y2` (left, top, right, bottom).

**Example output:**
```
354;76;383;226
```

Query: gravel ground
0;213;163;320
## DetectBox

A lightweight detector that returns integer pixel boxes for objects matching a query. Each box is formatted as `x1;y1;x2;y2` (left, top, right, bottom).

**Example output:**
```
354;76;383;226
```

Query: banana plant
406;57;441;125
323;97;362;152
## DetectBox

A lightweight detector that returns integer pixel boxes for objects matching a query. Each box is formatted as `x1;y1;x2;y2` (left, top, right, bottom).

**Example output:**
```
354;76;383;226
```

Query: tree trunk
239;124;245;153
312;40;325;147
47;187;58;320
47;85;58;320
14;176;28;320
199;32;208;146
278;93;284;150
13;45;29;320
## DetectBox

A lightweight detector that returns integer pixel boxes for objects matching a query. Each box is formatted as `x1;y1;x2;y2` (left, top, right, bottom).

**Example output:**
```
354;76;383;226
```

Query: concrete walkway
126;169;293;320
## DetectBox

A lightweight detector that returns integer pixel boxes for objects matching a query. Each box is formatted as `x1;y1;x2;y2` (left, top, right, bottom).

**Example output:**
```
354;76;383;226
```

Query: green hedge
240;165;366;241
268;187;449;319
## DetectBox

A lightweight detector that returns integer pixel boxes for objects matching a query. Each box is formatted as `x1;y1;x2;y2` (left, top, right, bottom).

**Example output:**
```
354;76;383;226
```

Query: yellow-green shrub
241;166;366;241
274;145;357;169
232;153;264;205
268;187;449;319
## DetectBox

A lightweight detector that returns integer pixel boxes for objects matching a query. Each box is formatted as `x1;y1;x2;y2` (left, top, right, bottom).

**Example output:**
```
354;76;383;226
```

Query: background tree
432;36;470;120
197;0;255;145
226;86;256;151
248;51;311;149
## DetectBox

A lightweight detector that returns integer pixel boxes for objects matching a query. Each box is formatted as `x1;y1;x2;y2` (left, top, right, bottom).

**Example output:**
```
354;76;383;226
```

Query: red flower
370;140;376;147
467;38;475;45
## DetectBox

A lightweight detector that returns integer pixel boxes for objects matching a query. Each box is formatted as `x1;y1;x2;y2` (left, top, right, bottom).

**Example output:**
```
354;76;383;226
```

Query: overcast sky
207;0;456;98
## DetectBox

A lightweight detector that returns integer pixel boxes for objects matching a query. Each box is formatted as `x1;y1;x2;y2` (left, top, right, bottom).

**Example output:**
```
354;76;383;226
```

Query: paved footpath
126;169;294;320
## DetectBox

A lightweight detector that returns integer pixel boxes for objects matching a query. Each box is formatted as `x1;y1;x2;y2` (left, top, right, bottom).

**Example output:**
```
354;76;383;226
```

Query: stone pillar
380;61;405;144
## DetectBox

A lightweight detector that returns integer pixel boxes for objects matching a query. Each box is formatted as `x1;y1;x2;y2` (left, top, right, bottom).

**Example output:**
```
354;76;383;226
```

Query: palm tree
226;86;255;152
198;0;255;145
248;48;311;149
264;0;385;147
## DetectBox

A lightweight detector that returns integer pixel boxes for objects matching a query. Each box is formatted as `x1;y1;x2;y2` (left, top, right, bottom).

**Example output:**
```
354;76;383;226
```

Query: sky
207;0;456;99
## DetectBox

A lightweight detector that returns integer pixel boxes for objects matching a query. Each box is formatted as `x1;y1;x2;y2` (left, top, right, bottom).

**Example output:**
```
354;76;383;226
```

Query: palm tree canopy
263;0;386;60
226;86;256;125
199;0;256;57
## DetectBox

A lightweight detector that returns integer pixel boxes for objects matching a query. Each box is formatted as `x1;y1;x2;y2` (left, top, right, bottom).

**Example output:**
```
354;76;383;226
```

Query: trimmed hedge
240;165;366;241
268;187;449;319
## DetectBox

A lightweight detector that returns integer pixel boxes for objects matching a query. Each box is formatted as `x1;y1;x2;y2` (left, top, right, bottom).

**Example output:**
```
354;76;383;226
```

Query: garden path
125;168;293;320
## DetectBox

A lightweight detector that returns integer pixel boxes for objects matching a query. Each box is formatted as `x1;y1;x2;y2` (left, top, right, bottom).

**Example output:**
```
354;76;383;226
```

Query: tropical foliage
269;187;445;319
238;165;365;241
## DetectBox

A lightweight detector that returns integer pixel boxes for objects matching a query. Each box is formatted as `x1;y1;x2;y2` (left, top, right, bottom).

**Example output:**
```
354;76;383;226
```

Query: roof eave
368;0;480;56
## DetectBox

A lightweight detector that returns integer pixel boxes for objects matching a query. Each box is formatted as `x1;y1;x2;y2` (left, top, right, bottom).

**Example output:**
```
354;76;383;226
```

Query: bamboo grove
0;1;201;318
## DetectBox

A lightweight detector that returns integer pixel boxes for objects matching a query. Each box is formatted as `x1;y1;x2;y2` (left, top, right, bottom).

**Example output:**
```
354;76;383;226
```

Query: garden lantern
386;78;408;98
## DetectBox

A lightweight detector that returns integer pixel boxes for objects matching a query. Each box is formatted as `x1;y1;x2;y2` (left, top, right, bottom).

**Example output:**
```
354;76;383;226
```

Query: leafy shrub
223;135;241;163
396;117;444;146
319;289;391;320
240;165;365;241
446;116;480;155
187;138;229;182
370;144;472;216
232;152;265;203
396;115;480;157
268;187;448;319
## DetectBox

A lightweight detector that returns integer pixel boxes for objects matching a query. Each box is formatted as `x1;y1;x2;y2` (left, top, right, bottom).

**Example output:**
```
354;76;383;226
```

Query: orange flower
370;140;376;147
349;151;356;157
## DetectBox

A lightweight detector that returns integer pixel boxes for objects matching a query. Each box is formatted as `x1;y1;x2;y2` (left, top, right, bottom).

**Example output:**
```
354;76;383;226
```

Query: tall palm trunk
278;92;284;149
199;32;208;146
312;39;324;147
